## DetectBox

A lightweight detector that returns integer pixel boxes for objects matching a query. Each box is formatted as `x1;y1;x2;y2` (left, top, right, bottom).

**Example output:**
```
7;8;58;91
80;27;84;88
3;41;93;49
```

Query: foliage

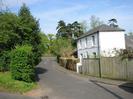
0;72;36;93
89;15;104;29
56;20;84;39
0;12;19;51
70;21;84;38
51;37;73;57
115;49;133;60
32;46;42;65
18;4;41;46
0;4;43;84
59;57;78;71
39;33;50;54
0;51;10;72
56;20;67;37
10;45;35;82
41;34;74;57
18;4;42;65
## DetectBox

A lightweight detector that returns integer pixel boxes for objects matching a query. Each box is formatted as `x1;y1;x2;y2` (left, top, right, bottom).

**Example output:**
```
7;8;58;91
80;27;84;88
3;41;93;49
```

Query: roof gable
77;24;125;39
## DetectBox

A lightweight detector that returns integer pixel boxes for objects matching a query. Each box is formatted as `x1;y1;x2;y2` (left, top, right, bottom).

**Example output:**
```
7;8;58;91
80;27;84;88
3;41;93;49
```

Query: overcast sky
2;0;133;34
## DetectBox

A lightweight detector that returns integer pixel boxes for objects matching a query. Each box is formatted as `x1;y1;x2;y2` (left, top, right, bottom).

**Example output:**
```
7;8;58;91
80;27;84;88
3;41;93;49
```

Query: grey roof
77;24;125;39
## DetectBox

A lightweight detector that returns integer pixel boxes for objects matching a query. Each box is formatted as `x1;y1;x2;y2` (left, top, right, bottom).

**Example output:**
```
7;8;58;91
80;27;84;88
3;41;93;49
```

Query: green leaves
0;4;42;83
0;51;10;72
10;45;35;82
56;20;84;39
0;12;20;51
18;4;41;46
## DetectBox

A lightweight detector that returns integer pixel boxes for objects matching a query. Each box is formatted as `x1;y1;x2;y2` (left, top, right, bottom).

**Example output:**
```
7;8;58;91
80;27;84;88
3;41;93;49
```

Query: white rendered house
77;24;126;58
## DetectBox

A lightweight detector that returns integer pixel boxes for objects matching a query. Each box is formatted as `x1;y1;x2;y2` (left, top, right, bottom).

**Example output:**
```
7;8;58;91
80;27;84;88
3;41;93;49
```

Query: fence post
125;58;128;80
99;58;101;78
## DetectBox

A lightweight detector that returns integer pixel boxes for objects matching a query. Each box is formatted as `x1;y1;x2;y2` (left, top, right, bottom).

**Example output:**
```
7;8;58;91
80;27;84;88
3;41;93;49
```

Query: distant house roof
77;24;125;39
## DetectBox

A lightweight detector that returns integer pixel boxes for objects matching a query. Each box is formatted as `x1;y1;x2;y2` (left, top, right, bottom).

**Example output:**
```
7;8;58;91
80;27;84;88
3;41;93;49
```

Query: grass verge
0;72;37;94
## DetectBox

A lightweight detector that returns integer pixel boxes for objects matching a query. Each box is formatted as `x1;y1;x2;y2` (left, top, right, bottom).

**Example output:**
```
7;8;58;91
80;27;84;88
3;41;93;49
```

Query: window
92;36;95;46
93;52;96;58
85;38;87;48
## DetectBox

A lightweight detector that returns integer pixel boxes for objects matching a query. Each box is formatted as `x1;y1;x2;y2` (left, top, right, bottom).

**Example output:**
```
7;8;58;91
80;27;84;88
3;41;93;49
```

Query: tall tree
71;21;84;38
18;3;41;64
56;20;67;37
18;3;40;46
0;12;19;51
56;20;84;39
90;15;104;29
66;23;73;38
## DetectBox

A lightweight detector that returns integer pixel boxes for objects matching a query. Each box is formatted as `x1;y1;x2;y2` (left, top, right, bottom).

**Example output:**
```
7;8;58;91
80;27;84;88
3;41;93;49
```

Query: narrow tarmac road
0;57;133;99
36;57;133;99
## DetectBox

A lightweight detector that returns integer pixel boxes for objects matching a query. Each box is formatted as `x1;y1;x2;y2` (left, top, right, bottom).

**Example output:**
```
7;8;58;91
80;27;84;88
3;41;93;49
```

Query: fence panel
112;58;127;80
82;57;133;81
82;58;100;77
100;57;113;78
127;59;133;80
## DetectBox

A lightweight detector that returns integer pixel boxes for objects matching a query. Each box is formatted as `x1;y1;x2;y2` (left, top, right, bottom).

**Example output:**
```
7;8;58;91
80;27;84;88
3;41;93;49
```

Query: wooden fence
81;57;133;81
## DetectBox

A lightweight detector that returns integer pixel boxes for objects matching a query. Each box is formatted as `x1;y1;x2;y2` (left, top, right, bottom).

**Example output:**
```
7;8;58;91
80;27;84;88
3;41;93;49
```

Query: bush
32;46;42;65
59;57;78;71
10;45;35;82
0;51;10;72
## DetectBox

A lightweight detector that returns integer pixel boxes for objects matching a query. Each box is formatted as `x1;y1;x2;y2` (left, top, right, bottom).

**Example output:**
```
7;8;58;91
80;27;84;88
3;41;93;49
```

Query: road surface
0;57;133;99
36;57;133;99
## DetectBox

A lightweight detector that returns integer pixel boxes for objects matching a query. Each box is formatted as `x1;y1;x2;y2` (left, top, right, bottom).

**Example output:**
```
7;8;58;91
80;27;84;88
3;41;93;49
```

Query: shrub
59;57;78;71
10;45;35;82
32;46;42;65
0;51;10;72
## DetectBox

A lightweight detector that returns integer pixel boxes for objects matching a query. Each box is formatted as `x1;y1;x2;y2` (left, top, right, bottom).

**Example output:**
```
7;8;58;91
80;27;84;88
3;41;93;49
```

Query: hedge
59;57;78;71
10;45;35;82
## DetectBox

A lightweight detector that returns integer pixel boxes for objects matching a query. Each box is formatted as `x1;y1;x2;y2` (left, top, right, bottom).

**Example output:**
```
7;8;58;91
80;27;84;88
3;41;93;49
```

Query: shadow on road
90;80;124;99
35;67;48;81
119;83;133;94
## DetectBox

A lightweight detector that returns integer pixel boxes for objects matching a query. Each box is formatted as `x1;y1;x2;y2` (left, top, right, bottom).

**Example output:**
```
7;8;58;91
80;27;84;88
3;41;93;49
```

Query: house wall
99;31;125;56
77;33;99;58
